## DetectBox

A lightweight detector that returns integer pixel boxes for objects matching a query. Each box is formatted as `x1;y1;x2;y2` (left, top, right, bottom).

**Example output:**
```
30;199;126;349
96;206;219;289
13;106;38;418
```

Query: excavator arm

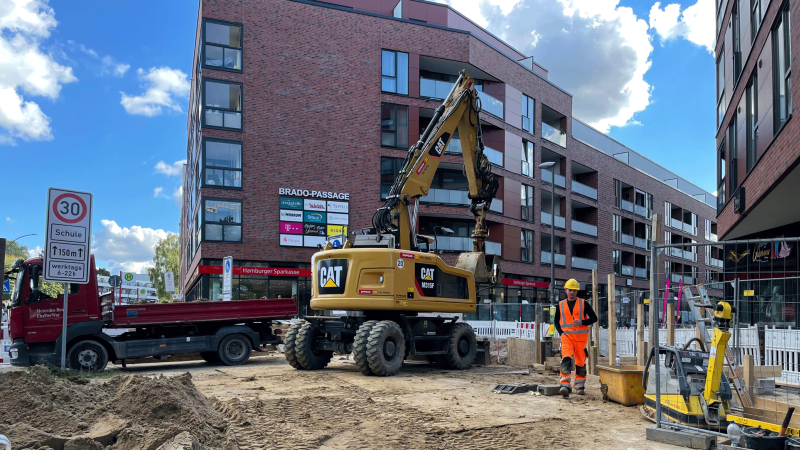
373;70;499;259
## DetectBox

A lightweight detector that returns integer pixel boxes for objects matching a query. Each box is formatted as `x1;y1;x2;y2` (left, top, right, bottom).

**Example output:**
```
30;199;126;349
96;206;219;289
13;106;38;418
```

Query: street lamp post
539;162;556;306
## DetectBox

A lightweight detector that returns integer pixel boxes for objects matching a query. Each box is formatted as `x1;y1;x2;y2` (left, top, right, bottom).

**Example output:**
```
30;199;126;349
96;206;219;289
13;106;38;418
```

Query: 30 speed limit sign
44;188;93;284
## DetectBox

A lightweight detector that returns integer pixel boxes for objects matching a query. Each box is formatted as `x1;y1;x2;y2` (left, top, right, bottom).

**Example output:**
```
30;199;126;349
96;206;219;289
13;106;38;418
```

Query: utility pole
649;214;662;356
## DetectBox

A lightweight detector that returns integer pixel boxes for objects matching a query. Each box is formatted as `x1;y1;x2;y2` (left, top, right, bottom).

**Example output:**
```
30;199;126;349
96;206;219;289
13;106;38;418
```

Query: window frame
380;156;404;200
521;94;535;134
732;0;743;85
521;139;534;177
521;229;534;263
521;184;534;222
745;73;758;173
772;2;792;133
202;137;243;190
717;46;726;128
201;78;243;131
380;103;409;149
201;18;243;73
381;49;409;96
751;0;762;41
728;118;738;192
201;197;243;243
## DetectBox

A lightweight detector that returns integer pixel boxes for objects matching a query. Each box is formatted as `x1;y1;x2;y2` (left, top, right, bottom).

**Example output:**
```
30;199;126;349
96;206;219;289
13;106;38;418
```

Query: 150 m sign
44;188;93;284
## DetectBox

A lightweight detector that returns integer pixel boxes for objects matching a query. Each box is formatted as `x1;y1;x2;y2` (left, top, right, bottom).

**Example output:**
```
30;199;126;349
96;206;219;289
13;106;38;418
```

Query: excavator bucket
455;252;502;284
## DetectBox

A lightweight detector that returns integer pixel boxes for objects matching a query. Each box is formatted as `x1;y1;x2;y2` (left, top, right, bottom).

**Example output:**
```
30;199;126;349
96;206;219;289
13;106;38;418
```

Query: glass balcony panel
635;204;648;217
622;265;634;276
571;256;597;270
484;146;503;167
683;223;694;234
486;241;502;256
671;218;683;229
477;90;504;119
489;199;503;213
634;237;647;249
572;180;597;200
540;212;566;229
711;258;723;268
670;247;682;257
542;122;566;147
571;219;597;237
670;274;682;283
541;251;566;266
542;169;566;188
621;200;633;212
635;267;647;278
710;233;718;242
621;234;634;246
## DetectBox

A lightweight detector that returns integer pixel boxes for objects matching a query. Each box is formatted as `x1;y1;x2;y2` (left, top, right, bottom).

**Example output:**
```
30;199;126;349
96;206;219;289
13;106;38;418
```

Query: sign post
164;271;175;293
43;188;92;373
222;256;233;301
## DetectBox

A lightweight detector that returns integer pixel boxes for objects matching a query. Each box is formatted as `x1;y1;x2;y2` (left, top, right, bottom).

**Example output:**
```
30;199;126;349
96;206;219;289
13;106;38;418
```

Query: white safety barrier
764;326;800;385
0;323;11;365
465;320;549;340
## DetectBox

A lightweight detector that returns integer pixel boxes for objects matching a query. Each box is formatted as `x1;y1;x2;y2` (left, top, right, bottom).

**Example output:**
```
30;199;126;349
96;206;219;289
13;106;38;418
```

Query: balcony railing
710;233;718;242
485;146;503;167
436;236;502;255
446;136;462;154
621;265;634;276
621;234;634;246
683;250;695;261
635;237;647;249
420;77;454;100
542;122;566;147
572;180;597;200
422;188;469;205
477;90;504;119
711;258;723;268
670;273;682;284
635;204;651;218
669;247;683;258
541;169;566;188
635;267;647;278
571;219;597;237
683;223;696;235
670;218;683;229
572;256;597;270
489;199;503;214
486;240;502;256
621;200;633;213
541;212;566;229
541;251;566;266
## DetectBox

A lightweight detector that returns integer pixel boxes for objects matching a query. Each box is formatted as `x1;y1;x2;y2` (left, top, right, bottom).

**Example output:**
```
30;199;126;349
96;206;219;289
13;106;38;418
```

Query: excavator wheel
353;320;378;375
366;320;405;376
295;321;333;370
283;320;305;370
443;323;477;370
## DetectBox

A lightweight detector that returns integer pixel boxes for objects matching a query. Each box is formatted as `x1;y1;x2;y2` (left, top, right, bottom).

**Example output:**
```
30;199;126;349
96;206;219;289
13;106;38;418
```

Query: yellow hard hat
564;278;580;290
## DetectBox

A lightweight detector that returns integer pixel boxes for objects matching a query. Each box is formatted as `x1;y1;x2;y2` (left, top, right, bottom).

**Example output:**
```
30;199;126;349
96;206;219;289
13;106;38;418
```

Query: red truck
4;256;296;371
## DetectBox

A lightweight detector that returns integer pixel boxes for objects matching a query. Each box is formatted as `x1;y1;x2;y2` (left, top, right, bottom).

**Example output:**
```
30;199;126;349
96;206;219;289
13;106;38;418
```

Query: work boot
576;388;585;396
559;386;570;398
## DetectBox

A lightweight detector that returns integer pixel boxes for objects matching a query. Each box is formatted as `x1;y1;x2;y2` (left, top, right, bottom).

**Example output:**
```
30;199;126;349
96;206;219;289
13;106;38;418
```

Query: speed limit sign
43;187;93;284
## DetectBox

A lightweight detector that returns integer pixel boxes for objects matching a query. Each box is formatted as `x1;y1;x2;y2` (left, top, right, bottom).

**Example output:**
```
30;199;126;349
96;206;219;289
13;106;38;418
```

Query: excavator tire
295;321;333;370
366;320;405;376
443;323;477;370
353;320;378;375
283;321;305;370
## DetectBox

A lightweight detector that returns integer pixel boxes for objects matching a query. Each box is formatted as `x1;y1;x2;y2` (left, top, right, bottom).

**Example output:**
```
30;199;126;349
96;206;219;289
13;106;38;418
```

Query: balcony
635;204;650;218
477;90;504;119
420;77;454;101
541;169;566;188
571;219;597;237
621;265;634;276
486;240;502;256
621;200;634;213
669;247;683;258
436;236;502;254
711;257;723;268
572;180;597;200
541;251;566;266
710;233;718;242
635;267;647;278
485;146;503;167
670;273;682;284
670;218;683;230
541;212;566;229
489;199;503;214
621;234;634;246
572;256;597;270
634;237;647;249
542;122;566;147
683;222;696;234
423;188;469;205
683;250;695;261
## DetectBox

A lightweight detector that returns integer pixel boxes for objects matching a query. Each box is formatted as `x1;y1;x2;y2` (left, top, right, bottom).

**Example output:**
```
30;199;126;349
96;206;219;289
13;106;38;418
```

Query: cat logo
415;263;437;297
430;132;450;158
317;259;348;295
420;267;434;281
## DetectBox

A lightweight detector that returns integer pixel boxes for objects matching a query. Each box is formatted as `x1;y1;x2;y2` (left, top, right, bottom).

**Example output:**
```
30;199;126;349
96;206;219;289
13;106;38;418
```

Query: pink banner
280;222;302;234
662;278;670;327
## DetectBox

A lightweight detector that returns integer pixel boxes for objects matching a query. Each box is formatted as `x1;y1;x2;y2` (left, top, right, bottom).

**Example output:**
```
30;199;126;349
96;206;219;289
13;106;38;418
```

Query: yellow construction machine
284;70;500;376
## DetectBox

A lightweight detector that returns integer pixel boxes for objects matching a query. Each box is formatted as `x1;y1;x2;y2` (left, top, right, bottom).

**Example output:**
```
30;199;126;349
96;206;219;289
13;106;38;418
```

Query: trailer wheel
353;320;378;375
366;321;405;376
200;352;220;363
66;340;109;372
443;323;476;370
295;322;333;370
218;333;252;366
284;321;305;370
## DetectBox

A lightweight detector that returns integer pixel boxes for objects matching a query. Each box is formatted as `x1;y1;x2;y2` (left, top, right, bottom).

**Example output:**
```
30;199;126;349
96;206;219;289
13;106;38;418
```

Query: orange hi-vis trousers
559;333;588;390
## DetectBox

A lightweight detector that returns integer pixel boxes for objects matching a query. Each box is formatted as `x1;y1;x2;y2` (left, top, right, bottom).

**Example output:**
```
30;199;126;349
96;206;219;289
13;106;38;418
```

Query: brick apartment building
714;0;800;327
180;0;722;326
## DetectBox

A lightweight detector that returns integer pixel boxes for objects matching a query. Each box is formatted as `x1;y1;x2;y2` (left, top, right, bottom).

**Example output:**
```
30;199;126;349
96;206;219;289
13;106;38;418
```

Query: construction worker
555;278;597;398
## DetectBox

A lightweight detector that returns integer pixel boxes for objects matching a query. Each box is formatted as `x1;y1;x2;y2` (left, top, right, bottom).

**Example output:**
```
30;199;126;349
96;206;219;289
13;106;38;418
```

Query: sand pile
0;367;232;449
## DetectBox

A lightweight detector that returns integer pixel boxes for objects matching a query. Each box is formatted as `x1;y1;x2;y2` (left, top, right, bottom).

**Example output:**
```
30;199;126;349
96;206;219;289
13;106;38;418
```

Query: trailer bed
108;298;296;327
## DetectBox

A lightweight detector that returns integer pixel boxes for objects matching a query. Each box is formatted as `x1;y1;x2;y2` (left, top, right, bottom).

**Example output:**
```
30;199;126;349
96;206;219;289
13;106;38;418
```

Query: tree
146;233;180;302
4;242;30;302
97;267;110;276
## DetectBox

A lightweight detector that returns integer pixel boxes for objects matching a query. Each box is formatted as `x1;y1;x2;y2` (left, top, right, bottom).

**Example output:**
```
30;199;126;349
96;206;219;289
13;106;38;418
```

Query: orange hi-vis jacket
559;298;590;336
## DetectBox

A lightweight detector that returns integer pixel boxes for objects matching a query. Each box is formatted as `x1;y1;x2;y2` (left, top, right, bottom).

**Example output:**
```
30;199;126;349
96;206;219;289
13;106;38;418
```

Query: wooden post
743;354;755;401
649;213;662;357
591;269;600;374
608;273;617;365
636;303;646;365
534;314;542;364
667;303;675;346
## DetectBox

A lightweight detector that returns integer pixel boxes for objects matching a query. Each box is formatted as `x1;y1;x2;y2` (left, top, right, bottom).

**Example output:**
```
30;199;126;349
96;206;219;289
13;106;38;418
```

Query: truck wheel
284;321;305;370
217;334;252;366
443;323;476;370
353;320;378;375
366;321;405;376
295;322;333;370
200;352;220;363
66;340;109;372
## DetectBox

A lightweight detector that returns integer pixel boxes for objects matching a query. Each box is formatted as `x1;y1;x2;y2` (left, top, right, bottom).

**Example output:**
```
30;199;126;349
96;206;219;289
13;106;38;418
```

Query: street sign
108;275;122;287
171;294;182;301
222;256;233;299
3;280;9;294
164;271;175;293
44;188;92;284
123;272;135;283
744;290;754;297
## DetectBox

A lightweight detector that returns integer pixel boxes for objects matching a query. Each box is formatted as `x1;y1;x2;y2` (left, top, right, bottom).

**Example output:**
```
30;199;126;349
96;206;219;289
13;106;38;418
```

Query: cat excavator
283;70;501;376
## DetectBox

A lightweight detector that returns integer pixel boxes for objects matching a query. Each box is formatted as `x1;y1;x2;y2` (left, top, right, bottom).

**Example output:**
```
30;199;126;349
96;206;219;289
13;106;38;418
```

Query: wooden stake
667;303;675;346
591;269;599;374
534;314;542;365
637;303;646;365
608;273;616;365
743;354;755;401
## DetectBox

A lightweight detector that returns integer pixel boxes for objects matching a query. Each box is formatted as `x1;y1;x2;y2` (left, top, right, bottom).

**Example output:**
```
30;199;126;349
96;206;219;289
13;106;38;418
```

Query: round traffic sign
52;193;88;224
124;273;134;282
108;275;122;287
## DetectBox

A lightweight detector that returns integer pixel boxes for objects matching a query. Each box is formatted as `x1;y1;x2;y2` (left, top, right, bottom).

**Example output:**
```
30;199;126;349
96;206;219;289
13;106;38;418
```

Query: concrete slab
537;384;562;396
646;425;717;450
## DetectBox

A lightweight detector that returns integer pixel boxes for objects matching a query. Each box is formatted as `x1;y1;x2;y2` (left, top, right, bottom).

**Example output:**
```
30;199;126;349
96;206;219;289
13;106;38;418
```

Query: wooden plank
608;273;616;365
666;303;675;346
534;314;542;365
649;214;662;357
741;406;800;428
743;354;755;401
750;365;783;379
637;303;646;365
592;269;600;375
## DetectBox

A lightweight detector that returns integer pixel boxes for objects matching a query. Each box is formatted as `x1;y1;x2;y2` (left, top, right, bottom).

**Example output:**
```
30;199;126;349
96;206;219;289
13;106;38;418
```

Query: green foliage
96;267;110;276
146;233;180;302
4;242;30;301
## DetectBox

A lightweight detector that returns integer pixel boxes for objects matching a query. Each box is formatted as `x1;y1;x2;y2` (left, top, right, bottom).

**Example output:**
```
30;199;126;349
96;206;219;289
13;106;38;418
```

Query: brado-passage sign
44;188;93;284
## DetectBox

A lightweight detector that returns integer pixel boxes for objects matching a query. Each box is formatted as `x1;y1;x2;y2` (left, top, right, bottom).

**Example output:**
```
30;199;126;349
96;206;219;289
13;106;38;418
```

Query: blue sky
1;0;715;272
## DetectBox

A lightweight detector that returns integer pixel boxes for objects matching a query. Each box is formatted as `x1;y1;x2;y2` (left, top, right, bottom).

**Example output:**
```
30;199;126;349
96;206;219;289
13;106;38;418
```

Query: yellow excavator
283;70;500;376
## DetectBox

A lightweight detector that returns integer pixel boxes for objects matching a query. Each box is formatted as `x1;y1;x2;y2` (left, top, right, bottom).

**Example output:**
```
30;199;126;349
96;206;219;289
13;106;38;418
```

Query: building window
717;47;726;128
613;214;621;243
521;229;534;262
202;139;242;188
203;20;242;71
746;73;758;172
381;157;404;199
613;179;621;209
751;0;763;40
522;94;534;134
521;140;534;177
203;199;242;242
521;184;534;222
728;118;738;191
381;50;408;95
392;0;402;18
613;250;621;276
773;3;792;132
203;79;242;130
381;103;409;148
733;0;743;84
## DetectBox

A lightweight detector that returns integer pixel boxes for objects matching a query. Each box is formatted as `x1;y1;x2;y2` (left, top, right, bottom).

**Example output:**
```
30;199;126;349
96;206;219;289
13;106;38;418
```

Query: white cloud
153;186;163;197
28;245;42;258
101;55;129;77
649;0;715;53
92;220;171;273
154;159;186;177
120;67;190;116
5;217;10;222
0;0;77;144
472;0;653;131
172;186;183;208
